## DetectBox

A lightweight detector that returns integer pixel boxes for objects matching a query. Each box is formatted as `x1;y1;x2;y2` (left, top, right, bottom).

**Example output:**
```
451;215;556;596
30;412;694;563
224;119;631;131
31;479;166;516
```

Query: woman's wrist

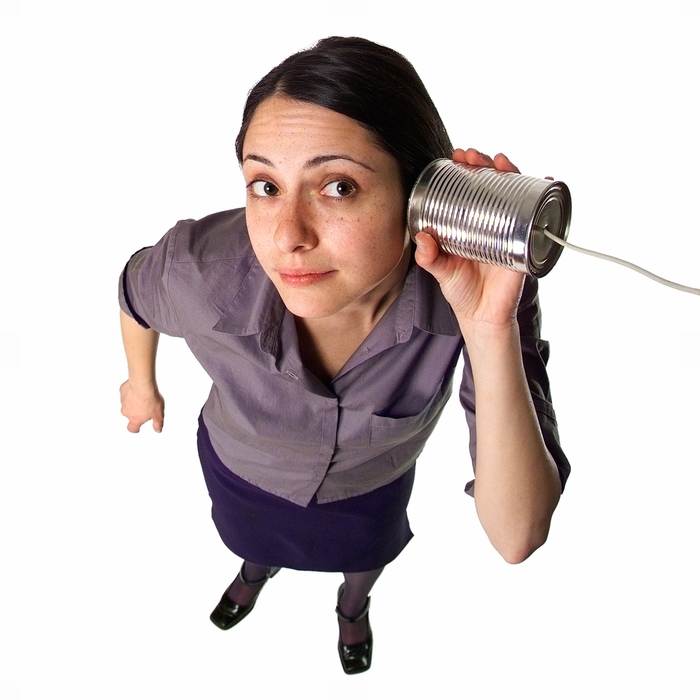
458;316;520;362
126;376;159;393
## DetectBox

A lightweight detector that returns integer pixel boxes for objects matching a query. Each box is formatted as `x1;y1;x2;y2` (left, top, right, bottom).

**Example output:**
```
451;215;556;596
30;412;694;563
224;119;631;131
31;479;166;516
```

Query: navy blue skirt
197;415;414;572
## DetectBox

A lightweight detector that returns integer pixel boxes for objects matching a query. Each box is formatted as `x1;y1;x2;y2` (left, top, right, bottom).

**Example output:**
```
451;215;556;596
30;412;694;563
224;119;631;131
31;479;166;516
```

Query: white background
2;1;699;697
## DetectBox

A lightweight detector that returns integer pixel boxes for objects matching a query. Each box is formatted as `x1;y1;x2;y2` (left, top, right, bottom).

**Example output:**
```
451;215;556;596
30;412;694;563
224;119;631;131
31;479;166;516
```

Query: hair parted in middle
235;36;453;196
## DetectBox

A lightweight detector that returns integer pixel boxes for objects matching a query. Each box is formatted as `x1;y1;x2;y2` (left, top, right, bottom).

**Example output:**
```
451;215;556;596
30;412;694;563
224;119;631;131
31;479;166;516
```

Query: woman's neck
295;247;411;384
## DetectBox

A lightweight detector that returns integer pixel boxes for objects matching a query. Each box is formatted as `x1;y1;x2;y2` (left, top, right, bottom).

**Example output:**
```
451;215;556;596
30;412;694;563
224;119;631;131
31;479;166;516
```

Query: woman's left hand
414;148;526;332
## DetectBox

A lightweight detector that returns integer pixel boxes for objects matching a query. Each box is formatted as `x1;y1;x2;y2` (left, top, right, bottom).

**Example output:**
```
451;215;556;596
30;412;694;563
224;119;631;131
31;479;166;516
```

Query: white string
538;228;700;296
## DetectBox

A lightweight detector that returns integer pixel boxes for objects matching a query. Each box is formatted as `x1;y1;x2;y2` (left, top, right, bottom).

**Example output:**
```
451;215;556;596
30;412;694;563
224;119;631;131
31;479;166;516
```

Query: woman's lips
277;270;335;286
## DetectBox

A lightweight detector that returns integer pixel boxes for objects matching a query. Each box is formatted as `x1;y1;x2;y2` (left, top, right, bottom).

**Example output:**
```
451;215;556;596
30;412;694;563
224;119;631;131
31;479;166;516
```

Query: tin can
407;159;572;277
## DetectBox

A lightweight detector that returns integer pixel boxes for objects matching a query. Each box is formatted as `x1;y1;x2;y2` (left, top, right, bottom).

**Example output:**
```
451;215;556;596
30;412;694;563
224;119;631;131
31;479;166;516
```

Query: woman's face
241;95;409;321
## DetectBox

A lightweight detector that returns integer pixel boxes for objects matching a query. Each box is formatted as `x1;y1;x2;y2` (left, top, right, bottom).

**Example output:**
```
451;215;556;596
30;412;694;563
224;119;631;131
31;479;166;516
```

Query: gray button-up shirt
119;208;569;506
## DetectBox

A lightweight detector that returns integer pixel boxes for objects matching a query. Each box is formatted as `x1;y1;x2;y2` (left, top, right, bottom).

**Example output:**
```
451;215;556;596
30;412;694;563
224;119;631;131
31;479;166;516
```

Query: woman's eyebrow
242;154;274;166
305;154;376;171
242;153;375;172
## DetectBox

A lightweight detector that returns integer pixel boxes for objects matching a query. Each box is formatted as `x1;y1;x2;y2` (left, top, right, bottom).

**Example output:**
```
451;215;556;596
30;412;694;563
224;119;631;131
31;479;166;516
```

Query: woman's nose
273;195;318;253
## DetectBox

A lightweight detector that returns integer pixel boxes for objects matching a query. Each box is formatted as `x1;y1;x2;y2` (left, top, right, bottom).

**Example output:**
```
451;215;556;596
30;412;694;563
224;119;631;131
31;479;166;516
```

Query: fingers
414;231;455;286
493;152;520;174
453;148;520;174
453;148;495;167
125;413;164;433
152;413;164;433
414;231;440;265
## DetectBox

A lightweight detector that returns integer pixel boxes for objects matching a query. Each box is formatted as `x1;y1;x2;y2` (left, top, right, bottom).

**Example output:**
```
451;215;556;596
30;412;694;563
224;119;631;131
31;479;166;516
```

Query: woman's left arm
415;148;561;564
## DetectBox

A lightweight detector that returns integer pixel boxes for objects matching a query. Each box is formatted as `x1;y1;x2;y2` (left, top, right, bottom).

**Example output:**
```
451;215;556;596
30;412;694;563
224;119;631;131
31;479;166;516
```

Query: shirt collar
212;256;286;354
396;259;461;340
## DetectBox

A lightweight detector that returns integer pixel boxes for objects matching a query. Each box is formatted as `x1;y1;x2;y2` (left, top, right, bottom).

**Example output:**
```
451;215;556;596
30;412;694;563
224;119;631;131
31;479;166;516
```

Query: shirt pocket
369;382;450;448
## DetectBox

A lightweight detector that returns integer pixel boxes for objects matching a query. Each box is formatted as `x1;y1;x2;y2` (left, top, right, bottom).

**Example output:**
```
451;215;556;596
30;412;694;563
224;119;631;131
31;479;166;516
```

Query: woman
119;36;570;674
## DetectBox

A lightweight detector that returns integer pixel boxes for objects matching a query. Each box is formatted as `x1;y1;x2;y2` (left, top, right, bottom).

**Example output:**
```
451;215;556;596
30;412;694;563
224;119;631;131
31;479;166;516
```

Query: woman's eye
249;180;280;197
321;180;356;198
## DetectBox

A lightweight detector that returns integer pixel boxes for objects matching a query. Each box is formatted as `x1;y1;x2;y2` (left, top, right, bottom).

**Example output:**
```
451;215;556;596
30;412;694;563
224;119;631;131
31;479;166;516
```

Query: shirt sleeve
459;275;571;496
117;223;185;337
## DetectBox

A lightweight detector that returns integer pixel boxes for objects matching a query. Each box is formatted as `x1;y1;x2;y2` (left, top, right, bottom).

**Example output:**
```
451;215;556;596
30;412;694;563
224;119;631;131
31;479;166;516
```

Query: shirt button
285;370;299;380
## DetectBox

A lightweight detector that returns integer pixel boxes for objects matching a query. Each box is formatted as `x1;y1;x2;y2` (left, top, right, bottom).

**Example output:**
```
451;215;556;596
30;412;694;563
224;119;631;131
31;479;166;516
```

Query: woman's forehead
242;96;379;158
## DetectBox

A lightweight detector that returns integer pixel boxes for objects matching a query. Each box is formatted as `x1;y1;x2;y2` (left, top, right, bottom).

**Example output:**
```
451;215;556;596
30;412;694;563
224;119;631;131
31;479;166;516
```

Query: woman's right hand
120;380;165;433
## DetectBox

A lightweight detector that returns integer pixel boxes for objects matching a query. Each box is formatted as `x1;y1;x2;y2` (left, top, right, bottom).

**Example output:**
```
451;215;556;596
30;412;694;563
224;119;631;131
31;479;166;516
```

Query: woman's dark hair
235;36;453;195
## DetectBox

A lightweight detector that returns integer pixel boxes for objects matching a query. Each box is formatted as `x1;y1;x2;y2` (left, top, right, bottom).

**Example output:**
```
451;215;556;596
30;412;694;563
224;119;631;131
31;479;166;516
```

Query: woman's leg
337;567;383;644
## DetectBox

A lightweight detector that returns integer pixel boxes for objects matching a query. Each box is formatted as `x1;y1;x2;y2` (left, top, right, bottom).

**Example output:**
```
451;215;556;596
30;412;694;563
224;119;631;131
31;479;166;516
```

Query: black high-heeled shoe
336;584;373;674
209;564;280;630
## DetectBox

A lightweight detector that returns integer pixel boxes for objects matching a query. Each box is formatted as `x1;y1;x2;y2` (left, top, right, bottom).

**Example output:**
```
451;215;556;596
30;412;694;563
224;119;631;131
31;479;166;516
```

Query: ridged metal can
407;159;572;277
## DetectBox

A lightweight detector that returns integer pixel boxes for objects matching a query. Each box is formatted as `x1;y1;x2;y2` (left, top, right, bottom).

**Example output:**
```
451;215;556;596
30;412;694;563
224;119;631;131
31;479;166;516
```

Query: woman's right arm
119;309;165;433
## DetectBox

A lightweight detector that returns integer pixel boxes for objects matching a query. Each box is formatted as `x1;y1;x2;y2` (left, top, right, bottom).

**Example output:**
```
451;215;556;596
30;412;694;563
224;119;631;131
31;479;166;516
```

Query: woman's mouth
278;270;335;286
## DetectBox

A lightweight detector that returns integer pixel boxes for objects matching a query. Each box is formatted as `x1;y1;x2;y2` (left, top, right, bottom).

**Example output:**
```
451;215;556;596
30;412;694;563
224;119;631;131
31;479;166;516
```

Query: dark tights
337;567;383;645
224;562;382;645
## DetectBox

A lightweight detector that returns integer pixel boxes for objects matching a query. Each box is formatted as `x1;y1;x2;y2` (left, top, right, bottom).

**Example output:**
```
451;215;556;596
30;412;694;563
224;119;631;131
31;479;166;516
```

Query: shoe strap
239;563;278;587
336;595;371;623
